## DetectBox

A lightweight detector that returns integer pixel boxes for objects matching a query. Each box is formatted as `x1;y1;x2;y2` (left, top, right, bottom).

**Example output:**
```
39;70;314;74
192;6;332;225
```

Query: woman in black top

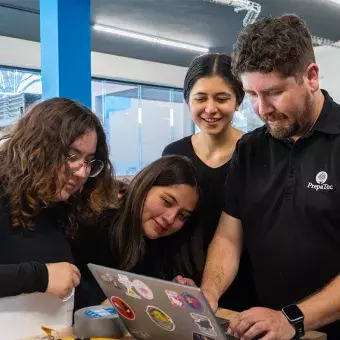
0;97;118;299
72;155;200;309
163;53;257;311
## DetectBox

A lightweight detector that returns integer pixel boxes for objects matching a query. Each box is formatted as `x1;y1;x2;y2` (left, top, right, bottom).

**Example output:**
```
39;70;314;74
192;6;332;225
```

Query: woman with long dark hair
163;53;257;311
72;155;200;308
0;97;118;337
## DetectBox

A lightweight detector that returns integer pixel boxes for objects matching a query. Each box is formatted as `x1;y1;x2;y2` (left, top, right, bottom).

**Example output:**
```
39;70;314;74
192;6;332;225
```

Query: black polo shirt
224;90;340;337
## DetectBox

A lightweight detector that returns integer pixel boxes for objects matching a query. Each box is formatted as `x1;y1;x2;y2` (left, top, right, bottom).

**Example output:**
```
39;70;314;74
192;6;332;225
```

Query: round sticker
182;292;204;312
133;279;154;300
146;305;175;331
110;296;135;320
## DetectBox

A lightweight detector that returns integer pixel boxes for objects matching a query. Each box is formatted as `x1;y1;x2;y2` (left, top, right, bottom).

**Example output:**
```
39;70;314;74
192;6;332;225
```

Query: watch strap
292;321;305;339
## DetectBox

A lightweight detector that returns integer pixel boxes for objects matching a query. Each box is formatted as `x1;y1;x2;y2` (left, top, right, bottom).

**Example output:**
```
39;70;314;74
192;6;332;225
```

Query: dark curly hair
232;14;315;80
184;53;245;106
0;97;119;233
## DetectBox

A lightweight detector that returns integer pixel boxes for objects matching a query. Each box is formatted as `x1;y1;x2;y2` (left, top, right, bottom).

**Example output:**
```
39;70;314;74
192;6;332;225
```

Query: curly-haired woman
0;97;118;337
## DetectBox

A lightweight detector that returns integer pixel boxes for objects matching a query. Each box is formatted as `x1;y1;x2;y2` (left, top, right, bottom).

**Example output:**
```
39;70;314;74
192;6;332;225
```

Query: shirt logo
316;171;328;184
307;171;334;191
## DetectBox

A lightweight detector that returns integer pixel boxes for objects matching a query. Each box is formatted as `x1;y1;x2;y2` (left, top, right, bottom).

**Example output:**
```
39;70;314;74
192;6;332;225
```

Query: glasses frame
66;156;104;178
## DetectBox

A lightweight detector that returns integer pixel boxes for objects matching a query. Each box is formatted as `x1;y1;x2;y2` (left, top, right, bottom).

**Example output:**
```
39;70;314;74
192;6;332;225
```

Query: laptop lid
88;263;229;340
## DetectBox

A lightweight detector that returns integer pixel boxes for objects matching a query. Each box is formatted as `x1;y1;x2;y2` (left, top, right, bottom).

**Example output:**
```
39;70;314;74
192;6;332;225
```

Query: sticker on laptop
100;272;115;284
110;296;135;320
165;290;185;307
118;274;133;287
118;274;141;299
192;331;215;340
146;305;175;331
190;313;216;337
133;279;154;300
84;307;117;318
127;286;142;299
182;292;204;312
112;276;123;290
100;272;123;290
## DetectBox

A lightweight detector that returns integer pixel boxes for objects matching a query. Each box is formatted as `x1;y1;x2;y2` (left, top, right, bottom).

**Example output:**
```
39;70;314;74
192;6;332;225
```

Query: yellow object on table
25;309;326;340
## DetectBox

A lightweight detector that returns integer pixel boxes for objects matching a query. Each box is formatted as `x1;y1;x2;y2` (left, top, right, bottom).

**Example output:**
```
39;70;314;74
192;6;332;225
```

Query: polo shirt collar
264;89;340;137
313;90;340;135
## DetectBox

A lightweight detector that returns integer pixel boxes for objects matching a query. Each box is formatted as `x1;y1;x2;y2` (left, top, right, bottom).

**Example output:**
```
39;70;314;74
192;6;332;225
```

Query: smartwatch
281;304;305;339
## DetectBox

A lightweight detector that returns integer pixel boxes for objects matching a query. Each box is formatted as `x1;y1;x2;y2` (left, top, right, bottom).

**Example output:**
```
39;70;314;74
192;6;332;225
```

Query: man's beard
264;95;314;140
265;116;300;139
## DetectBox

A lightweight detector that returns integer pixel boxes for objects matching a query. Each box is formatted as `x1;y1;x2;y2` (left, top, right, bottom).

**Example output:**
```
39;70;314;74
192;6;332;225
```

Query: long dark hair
112;155;199;272
0;97;118;233
184;53;245;106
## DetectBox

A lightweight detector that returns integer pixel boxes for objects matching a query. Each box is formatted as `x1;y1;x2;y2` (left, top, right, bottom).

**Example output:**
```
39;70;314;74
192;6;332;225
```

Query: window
233;95;263;132
0;66;262;175
0;66;41;98
92;79;192;176
0;66;42;130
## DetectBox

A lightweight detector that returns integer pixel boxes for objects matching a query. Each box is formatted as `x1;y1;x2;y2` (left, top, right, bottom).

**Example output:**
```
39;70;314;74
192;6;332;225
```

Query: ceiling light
93;24;209;53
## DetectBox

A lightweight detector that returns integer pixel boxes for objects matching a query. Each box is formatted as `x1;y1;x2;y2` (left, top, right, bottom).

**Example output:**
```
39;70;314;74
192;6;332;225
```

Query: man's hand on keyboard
227;307;295;340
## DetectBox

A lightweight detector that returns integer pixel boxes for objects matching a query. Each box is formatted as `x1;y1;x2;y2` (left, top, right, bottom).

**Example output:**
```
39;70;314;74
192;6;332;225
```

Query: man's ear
304;63;320;93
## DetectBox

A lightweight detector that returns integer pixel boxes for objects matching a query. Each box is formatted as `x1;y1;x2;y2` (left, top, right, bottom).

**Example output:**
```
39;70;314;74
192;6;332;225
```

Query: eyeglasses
66;155;104;178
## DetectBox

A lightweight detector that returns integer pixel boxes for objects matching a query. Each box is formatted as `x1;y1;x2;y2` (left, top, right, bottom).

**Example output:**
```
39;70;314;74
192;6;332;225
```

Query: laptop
88;263;237;340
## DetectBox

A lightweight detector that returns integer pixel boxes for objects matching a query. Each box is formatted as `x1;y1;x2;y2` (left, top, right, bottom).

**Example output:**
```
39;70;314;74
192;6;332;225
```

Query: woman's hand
45;262;80;299
173;275;196;286
100;299;111;306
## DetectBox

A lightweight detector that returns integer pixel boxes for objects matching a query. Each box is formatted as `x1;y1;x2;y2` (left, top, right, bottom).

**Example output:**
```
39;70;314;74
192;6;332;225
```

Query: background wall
0;35;192;176
3;35;339;176
314;43;340;103
0;35;187;88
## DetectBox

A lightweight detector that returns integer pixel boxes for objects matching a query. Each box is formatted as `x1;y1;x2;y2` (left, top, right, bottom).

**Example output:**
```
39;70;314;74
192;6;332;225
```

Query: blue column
40;0;91;108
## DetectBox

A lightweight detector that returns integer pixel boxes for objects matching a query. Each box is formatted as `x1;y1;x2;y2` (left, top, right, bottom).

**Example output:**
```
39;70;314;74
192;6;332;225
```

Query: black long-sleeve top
0;195;74;298
71;209;178;310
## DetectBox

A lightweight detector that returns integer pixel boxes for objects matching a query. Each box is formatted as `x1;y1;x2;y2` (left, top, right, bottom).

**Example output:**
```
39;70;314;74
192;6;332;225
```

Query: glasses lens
89;160;104;177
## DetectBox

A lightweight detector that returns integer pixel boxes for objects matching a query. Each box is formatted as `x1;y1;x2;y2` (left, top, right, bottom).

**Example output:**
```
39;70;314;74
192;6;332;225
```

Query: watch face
283;305;304;322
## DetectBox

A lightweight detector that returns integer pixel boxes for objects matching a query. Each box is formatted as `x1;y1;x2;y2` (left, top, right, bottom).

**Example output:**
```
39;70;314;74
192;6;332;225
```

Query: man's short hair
232;14;316;80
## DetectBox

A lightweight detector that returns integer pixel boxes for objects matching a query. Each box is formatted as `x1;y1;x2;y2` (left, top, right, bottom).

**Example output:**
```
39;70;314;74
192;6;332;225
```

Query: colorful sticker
84;307;117;318
165;290;185;307
118;274;131;285
110;296;135;320
118;274;141;299
190;313;216;337
127;286;142;299
133;279;154;300
192;331;215;340
146;305;175;331
182;292;204;312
